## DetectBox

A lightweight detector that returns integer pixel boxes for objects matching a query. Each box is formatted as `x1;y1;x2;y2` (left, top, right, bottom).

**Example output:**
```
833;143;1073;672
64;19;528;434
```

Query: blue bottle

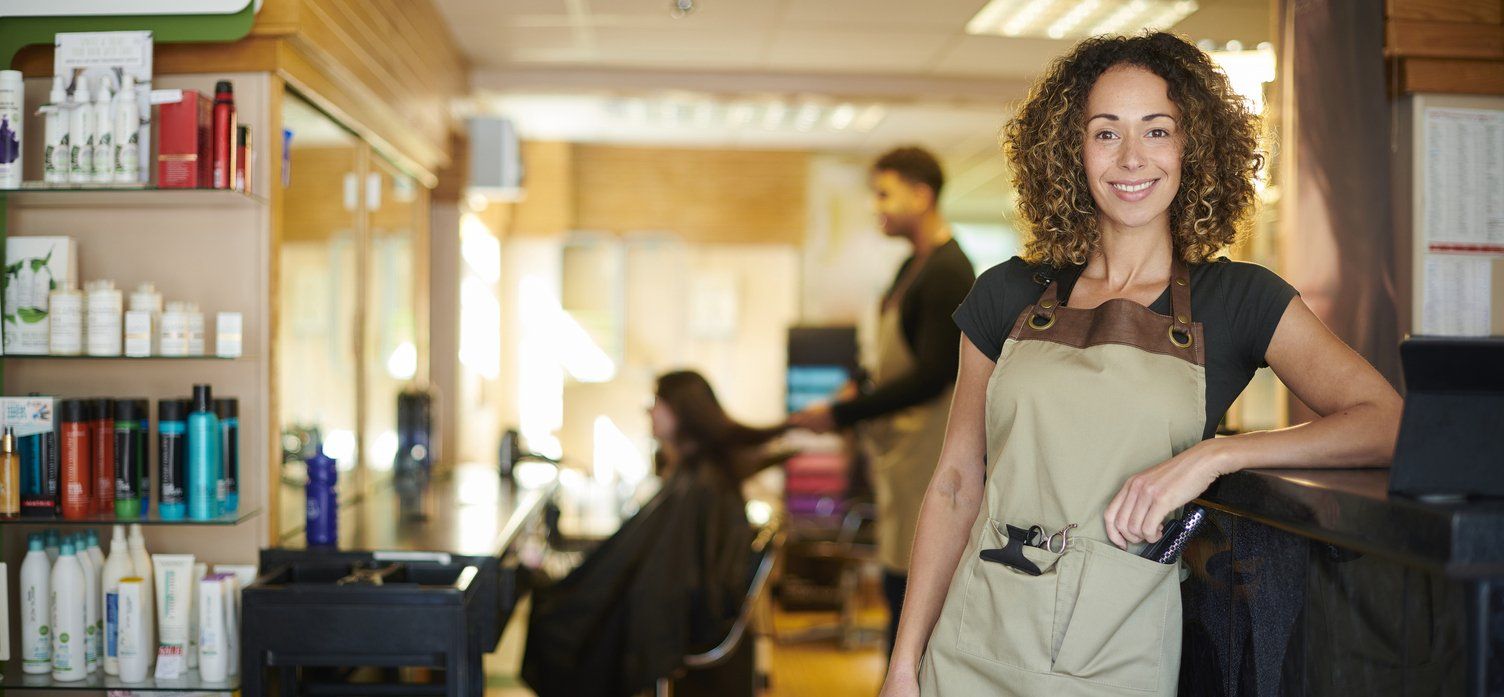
157;399;187;520
305;448;338;548
186;385;221;520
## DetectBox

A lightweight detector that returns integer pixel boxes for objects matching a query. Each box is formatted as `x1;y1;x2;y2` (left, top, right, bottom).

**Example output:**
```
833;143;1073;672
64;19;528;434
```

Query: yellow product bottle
1;427;19;517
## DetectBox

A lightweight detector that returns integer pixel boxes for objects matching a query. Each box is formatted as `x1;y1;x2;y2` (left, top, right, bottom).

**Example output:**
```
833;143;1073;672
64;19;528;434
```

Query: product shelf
0;662;239;692
0;185;265;208
0;508;259;527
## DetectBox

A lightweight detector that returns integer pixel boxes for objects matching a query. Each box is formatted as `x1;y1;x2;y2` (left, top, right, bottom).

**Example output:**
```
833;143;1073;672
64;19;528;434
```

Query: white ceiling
434;0;1271;80
432;0;1272;221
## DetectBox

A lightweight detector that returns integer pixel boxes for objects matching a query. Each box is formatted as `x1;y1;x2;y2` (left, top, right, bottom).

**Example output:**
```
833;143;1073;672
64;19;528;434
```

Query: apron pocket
956;518;1064;673
1051;539;1176;692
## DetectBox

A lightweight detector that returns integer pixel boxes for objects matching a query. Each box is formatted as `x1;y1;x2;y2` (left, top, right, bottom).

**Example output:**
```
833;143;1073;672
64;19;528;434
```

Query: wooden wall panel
512;141;576;236
1387;0;1502;23
1387;0;1504;95
574;146;807;245
1386;20;1504;59
1402;57;1504;94
288;0;465;178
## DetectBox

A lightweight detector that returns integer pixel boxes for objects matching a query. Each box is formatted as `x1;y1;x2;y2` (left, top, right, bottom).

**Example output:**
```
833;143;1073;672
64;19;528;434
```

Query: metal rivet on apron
1176;314;1188;324
1175;278;1187;286
1041;300;1056;309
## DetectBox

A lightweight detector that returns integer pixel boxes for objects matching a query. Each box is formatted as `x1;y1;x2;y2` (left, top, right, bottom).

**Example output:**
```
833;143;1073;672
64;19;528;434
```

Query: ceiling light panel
967;0;1198;40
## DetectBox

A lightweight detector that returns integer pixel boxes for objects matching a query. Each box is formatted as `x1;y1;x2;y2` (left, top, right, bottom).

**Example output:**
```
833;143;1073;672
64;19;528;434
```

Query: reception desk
1182;468;1504;696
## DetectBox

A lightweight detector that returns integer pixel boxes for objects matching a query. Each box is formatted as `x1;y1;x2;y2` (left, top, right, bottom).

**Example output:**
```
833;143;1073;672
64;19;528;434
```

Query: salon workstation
0;1;1502;696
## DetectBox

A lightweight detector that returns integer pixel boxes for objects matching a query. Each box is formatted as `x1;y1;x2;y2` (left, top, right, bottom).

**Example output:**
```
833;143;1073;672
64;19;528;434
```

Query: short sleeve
952;259;1022;362
1223;262;1300;369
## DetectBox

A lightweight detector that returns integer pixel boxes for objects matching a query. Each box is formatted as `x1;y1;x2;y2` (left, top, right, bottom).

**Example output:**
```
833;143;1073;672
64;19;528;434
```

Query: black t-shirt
953;256;1300;440
831;239;975;427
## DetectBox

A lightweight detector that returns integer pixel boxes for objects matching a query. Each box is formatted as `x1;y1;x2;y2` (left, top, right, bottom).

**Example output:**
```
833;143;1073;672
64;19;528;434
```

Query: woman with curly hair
878;33;1402;697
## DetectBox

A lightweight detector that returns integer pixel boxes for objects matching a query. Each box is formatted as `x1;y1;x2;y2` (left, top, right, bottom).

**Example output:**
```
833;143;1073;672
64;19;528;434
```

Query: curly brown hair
1003;32;1263;266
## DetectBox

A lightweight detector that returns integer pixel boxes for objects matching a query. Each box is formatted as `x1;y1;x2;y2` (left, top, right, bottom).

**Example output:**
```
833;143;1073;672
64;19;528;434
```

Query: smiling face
1082;65;1184;236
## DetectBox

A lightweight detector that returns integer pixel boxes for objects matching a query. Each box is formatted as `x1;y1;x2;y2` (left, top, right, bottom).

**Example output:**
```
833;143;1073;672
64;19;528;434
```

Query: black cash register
1389;336;1504;499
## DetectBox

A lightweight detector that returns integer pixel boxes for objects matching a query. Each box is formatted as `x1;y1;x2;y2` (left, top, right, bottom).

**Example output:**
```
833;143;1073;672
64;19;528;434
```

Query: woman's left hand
1104;438;1236;549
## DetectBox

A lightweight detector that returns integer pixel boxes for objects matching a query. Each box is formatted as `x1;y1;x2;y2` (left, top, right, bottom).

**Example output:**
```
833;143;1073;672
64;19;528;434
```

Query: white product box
215;311;242;358
3;237;77;355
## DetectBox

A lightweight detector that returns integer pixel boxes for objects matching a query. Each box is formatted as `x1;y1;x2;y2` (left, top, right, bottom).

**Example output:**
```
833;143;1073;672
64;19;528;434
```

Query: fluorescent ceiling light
968;0;1198;40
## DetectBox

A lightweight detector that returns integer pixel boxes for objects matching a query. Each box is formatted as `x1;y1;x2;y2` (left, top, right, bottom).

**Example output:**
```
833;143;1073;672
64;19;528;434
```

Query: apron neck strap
1032;257;1192;326
1169;256;1192;331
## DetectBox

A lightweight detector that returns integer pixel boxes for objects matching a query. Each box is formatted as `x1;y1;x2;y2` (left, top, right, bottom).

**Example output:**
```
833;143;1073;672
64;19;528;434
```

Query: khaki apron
862;284;953;573
920;260;1206;697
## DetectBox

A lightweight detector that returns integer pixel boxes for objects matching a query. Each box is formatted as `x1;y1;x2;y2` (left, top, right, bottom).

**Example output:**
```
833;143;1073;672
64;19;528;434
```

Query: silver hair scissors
1025;523;1077;554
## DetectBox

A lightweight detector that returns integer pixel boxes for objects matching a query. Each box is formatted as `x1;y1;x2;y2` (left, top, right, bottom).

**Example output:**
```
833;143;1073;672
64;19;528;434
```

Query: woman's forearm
888;462;984;677
1217;396;1403;473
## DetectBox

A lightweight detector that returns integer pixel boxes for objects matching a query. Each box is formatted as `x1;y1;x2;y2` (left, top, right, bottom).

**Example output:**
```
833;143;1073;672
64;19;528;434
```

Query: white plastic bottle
73;535;100;673
49;285;84;356
128;524;155;667
197;575;227;681
51;540;87;681
113;74;139;184
86;533;107;665
0;70;23;189
189;561;207;669
91;79;113;183
117;577;147;683
68;80;94;185
44;76;69;185
21;533;52;674
44;529;60;563
85;280;124;357
102;525;133;675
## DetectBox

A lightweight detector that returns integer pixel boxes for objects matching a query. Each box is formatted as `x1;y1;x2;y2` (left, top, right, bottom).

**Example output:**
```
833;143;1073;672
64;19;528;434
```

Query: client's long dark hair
654;370;787;482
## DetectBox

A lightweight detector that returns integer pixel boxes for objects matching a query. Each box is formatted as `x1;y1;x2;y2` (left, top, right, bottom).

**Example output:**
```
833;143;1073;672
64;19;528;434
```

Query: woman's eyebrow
1087;113;1178;123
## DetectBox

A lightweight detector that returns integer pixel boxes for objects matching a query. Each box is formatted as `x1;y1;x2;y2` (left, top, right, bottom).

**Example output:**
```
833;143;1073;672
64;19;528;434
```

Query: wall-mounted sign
0;0;254;17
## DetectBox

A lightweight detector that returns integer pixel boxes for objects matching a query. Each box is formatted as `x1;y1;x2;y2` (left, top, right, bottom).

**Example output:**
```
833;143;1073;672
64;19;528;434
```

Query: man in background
790;146;974;656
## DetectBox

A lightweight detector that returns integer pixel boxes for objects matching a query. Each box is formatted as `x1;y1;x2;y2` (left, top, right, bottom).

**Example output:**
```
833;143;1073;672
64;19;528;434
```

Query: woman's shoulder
1191;257;1297;297
975;255;1059;288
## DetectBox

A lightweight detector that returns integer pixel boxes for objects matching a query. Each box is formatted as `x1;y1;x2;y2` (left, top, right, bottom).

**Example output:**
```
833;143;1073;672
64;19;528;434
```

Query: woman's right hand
877;668;920;697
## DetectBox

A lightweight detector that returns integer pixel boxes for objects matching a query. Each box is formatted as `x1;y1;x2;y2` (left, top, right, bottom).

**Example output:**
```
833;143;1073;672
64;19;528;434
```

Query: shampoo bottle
90;78;113;183
127;524;154;666
158;399;186;520
44;528;60;563
74;534;100;673
50;540;87;681
21;533;52;674
67;80;93;185
117;577;147;682
43;76;68;185
113;75;139;184
186;385;220;520
102;525;133;675
0;69;22;189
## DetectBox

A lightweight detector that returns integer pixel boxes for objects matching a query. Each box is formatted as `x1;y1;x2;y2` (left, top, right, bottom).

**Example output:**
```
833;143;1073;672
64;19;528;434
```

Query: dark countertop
1198;467;1504;578
281;463;556;558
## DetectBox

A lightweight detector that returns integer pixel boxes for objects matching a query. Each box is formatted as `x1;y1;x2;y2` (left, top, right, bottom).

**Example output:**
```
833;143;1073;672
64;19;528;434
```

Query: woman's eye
1094;130;1119;141
1147;128;1171;138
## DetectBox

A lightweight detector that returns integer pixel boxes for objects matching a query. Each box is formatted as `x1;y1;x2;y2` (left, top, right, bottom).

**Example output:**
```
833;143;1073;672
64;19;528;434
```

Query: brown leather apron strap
1168;258;1192;348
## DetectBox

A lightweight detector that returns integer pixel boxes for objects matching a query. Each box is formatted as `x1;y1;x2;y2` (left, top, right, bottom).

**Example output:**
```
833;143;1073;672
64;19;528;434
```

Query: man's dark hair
873;146;945;202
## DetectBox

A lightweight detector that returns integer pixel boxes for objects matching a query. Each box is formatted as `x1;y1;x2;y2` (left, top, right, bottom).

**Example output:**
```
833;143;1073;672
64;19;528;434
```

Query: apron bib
862;281;952;573
920;260;1206;697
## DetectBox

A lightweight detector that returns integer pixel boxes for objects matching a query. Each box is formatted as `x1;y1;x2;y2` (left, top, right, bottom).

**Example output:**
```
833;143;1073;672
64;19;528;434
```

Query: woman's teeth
1112;180;1155;192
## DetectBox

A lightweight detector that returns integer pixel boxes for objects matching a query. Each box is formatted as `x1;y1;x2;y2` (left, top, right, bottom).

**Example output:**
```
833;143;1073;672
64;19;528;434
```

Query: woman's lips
1108;178;1159;202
